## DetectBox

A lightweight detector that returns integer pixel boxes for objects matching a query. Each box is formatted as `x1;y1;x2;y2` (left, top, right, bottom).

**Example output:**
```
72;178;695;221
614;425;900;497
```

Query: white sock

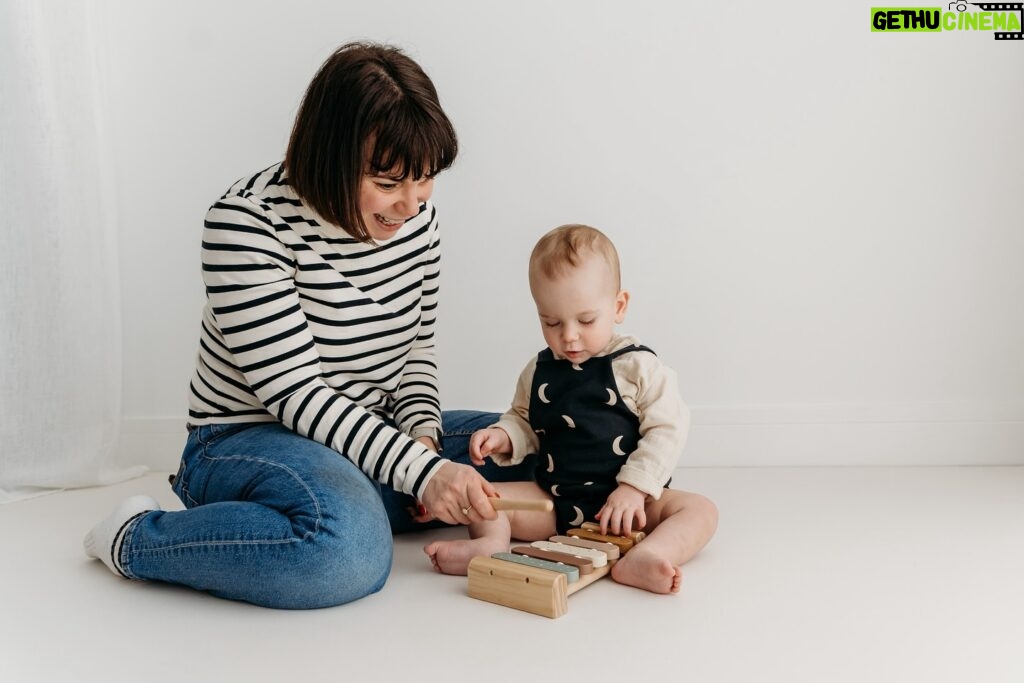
83;495;161;577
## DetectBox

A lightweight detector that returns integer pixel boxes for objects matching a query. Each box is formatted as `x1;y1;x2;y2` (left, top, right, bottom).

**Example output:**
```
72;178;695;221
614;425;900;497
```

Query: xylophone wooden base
467;555;613;619
466;523;643;618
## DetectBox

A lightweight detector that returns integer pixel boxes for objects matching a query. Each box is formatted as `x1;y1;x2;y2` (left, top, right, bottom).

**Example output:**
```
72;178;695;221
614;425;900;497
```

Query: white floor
2;466;1022;683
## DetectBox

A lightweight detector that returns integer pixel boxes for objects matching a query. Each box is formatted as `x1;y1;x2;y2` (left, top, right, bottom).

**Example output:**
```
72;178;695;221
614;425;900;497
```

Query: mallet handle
488;497;554;512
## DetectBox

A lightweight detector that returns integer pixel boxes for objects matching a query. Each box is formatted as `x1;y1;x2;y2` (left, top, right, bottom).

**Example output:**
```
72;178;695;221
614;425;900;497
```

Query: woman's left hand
419;461;499;525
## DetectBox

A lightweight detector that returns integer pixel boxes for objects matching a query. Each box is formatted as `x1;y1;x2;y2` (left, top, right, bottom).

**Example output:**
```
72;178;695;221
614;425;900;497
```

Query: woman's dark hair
285;42;458;242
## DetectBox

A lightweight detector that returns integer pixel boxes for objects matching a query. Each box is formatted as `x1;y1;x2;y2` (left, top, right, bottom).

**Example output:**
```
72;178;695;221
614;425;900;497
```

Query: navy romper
529;344;656;533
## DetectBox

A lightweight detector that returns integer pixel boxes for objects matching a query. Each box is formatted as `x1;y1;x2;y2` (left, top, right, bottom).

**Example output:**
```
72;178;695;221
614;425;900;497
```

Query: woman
84;42;532;609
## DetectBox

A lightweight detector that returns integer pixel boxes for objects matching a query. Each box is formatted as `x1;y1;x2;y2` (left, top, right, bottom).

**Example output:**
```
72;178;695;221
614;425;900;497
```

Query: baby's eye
544;321;561;328
579;319;595;326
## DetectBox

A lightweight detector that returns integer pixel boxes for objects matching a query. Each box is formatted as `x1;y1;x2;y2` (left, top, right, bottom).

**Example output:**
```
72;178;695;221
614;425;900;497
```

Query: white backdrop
93;0;1023;469
0;0;144;501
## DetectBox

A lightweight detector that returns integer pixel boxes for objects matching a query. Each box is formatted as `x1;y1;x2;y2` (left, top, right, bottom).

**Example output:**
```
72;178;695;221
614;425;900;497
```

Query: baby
425;224;717;594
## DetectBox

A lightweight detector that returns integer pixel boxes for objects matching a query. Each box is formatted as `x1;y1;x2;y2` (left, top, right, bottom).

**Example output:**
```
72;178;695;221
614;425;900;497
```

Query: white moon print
546;454;555;473
562;415;576;428
612;436;627;456
571;363;583;371
605;388;617;406
570;506;585;526
550;484;560;496
538;383;551;404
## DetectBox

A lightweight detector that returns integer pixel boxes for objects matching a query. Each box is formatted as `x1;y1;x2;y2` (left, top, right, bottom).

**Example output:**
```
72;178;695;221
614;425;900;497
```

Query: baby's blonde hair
529;224;622;291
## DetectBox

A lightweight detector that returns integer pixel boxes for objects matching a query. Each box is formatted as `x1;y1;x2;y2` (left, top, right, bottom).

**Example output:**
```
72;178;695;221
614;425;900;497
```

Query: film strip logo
961;2;1024;39
873;4;1023;39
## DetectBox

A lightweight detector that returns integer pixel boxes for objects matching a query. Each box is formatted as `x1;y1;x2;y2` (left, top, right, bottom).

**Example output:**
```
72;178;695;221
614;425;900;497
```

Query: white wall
95;0;1024;469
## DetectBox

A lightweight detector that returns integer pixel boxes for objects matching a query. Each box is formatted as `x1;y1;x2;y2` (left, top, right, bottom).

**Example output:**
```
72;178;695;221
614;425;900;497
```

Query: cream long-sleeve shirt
491;334;689;499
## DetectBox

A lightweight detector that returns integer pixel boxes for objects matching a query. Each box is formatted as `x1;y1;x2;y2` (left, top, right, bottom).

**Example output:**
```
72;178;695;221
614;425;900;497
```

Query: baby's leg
610;489;718;594
424;481;556;576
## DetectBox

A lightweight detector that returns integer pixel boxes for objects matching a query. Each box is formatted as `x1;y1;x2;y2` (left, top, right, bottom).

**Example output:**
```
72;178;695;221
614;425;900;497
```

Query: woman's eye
375;182;399;191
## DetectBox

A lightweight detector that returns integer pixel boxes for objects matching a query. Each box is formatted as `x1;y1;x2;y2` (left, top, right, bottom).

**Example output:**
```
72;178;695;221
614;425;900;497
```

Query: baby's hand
596;484;647;536
468;428;511;466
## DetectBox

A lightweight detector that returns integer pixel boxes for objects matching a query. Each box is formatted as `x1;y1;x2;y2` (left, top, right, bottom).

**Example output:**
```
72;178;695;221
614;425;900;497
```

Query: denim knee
283;537;392;609
246;529;391;609
263;497;394;609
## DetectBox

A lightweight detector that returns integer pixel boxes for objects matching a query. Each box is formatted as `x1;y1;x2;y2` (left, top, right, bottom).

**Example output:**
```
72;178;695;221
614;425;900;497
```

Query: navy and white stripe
187;163;444;497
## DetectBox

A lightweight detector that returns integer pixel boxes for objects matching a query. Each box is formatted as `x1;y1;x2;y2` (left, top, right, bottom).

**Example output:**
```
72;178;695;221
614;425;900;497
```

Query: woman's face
359;172;434;241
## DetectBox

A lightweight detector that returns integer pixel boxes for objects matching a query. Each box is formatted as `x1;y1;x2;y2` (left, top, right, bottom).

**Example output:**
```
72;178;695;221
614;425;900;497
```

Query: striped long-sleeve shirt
187;163;445;498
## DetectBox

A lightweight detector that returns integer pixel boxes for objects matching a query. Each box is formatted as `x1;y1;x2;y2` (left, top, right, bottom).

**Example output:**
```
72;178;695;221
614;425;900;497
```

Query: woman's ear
614;290;630;324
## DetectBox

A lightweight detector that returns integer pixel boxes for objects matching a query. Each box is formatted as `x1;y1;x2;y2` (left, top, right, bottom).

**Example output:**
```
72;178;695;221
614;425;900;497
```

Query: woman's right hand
419;461;499;525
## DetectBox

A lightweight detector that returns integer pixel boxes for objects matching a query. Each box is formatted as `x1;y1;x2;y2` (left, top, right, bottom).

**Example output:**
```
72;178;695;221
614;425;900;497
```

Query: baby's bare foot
423;538;506;576
610;546;682;594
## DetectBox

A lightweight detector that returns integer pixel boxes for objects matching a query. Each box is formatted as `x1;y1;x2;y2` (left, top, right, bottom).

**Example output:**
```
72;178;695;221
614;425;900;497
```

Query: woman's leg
382;410;538;534
117;422;393;609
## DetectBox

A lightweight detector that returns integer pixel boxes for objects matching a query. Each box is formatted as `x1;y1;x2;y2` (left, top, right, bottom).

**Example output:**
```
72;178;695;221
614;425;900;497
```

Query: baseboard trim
118;402;1024;472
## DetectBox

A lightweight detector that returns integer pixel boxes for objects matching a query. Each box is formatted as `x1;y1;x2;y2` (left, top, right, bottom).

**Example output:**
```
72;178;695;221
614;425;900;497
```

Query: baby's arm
485;358;541;466
614;353;689;499
597;351;689;535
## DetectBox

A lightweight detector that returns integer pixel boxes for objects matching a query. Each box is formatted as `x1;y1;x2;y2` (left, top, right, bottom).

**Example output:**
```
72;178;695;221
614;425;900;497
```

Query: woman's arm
391;212;443;447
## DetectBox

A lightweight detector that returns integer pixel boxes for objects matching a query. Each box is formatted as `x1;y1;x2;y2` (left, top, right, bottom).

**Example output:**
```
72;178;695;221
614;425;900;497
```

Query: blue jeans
118;411;535;609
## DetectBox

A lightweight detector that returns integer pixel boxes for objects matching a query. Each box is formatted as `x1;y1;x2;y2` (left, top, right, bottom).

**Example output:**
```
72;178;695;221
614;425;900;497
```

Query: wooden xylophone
467;503;645;618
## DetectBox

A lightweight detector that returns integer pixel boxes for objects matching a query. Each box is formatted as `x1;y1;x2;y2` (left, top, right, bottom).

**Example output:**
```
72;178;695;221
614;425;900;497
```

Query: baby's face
530;256;628;364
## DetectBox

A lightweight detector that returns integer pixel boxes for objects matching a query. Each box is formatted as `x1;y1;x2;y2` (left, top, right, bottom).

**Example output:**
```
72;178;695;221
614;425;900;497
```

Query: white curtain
0;0;144;502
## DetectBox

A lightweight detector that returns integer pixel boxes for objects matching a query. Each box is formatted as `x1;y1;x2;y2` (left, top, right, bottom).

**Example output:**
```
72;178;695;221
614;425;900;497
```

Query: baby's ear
615;290;630;323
